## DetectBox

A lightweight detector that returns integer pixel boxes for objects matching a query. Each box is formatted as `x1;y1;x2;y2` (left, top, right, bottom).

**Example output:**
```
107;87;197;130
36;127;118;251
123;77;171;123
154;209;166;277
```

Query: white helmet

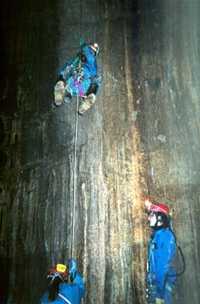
90;42;99;55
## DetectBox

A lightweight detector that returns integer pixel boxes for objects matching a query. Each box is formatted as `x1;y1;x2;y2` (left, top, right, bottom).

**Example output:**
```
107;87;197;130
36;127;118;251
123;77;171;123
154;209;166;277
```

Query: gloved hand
155;298;165;304
68;258;77;282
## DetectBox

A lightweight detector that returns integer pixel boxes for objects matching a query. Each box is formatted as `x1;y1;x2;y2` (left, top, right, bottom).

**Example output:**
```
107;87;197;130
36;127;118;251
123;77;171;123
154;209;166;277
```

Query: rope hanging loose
71;95;79;258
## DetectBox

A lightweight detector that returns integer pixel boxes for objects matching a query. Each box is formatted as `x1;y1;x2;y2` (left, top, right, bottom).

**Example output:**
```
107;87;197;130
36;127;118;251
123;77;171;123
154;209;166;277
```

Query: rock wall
0;0;200;303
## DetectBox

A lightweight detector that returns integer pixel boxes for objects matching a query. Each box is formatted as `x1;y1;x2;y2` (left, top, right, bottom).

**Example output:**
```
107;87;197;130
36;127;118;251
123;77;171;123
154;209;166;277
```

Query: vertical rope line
71;0;82;258
71;94;79;257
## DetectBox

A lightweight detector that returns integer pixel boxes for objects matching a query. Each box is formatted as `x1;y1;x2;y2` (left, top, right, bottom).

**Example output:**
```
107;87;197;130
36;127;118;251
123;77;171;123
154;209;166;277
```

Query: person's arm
155;230;176;297
82;46;97;68
73;272;85;298
58;58;78;82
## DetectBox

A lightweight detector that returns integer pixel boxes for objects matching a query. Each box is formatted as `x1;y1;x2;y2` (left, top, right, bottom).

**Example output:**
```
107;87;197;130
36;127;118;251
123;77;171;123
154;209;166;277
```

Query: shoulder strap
58;293;72;304
176;245;186;276
168;228;186;277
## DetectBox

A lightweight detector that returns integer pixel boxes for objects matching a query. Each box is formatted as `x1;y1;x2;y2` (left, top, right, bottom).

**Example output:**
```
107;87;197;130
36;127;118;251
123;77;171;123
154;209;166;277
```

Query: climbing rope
71;95;79;258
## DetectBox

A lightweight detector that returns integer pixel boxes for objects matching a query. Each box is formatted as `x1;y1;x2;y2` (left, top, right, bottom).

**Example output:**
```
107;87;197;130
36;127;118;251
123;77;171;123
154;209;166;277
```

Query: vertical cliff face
0;0;200;303
135;1;200;303
1;1;145;303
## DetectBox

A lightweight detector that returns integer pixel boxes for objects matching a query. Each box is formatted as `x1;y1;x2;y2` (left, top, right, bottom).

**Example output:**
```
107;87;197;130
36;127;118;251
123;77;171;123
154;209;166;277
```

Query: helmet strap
47;272;64;284
156;215;163;226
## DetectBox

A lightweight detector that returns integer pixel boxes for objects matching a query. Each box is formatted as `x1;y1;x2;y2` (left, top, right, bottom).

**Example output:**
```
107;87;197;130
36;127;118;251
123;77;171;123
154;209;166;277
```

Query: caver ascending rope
54;41;100;115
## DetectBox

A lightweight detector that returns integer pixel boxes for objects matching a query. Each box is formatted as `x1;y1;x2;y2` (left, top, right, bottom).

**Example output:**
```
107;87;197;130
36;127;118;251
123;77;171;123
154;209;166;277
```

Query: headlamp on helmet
90;43;99;55
47;263;68;282
56;264;67;273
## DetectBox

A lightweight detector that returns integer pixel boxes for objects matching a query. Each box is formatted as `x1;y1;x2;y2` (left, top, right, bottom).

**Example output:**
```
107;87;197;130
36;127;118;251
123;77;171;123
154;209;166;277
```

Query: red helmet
144;197;170;215
149;202;170;215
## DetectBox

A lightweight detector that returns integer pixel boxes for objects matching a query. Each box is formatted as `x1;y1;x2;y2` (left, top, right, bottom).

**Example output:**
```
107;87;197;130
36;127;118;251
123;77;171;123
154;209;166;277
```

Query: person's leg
164;282;174;304
63;89;72;104
86;82;98;96
54;80;65;106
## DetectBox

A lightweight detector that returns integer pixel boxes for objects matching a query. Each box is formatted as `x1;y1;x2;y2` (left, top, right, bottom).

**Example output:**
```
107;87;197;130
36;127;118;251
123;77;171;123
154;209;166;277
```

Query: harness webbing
58;293;72;304
71;95;79;257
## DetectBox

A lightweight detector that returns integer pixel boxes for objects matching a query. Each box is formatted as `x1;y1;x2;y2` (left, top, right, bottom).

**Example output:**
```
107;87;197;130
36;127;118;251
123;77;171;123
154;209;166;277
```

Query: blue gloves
68;258;77;282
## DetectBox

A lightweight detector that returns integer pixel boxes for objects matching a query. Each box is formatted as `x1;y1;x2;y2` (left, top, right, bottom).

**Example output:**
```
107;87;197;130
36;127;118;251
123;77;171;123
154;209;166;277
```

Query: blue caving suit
59;44;99;97
147;228;177;304
40;273;85;304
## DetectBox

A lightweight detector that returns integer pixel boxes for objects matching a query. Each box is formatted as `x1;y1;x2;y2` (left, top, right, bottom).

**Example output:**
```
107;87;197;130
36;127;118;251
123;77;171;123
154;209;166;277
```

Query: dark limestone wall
0;1;61;302
1;1;145;303
0;0;200;303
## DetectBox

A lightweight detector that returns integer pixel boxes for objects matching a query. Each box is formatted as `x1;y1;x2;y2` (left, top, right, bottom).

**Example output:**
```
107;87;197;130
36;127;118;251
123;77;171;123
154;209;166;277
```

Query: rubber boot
78;93;96;115
54;80;65;106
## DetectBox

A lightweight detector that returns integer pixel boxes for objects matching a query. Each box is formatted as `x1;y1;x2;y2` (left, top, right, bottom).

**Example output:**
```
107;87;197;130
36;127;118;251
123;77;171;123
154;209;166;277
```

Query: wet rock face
1;0;200;303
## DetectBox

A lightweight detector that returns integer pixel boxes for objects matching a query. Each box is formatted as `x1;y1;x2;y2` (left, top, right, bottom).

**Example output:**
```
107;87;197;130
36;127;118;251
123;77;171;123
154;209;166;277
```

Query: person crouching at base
145;198;177;304
40;259;85;304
